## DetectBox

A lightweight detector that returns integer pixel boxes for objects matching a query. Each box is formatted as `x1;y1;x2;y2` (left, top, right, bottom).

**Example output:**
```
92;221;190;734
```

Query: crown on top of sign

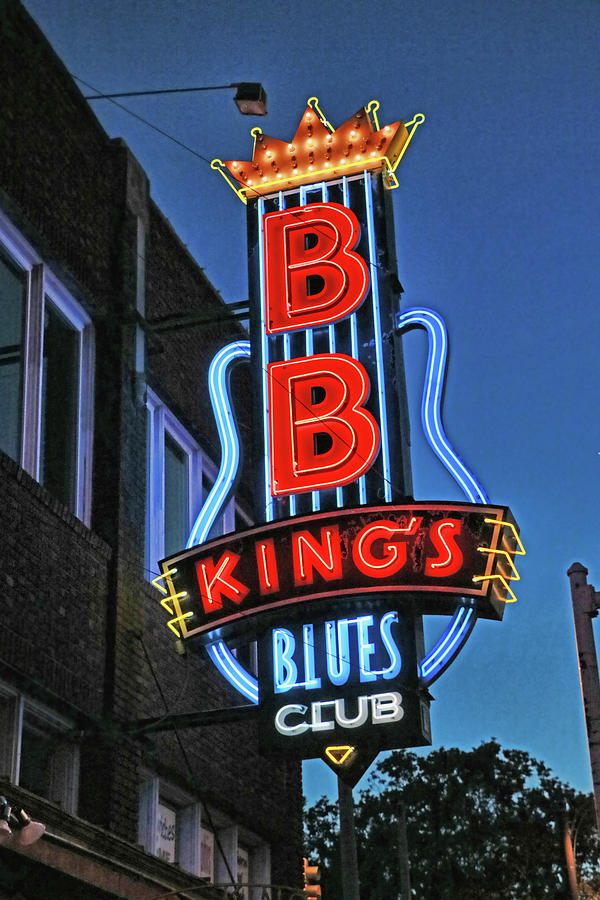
211;98;425;204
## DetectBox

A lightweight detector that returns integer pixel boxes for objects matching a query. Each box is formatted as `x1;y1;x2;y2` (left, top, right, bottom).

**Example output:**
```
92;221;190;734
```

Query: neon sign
268;353;379;495
159;503;519;641
272;612;404;693
257;608;430;759
274;692;405;736
263;203;369;332
153;96;524;783
211;99;425;202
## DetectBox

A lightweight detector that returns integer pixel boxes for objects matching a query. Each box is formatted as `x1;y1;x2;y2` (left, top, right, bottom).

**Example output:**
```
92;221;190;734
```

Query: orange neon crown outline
212;97;424;204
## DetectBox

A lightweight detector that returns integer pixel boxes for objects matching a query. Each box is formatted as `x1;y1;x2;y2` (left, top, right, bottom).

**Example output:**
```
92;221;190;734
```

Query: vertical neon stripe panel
258;197;274;522
364;175;392;501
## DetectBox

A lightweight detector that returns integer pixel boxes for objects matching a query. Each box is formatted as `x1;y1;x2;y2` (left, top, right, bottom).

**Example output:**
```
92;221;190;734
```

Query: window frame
0;682;79;814
146;388;236;576
0;207;94;525
138;773;270;892
139;775;201;874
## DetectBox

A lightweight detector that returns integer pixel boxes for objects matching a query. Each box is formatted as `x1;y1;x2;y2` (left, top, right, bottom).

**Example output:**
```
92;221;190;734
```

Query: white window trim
238;825;272;900
146;388;236;576
139;774;201;875
138;773;270;893
0;207;94;525
0;682;79;814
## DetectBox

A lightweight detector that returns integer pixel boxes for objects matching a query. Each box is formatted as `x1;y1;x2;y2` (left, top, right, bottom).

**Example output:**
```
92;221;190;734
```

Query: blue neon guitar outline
187;308;486;704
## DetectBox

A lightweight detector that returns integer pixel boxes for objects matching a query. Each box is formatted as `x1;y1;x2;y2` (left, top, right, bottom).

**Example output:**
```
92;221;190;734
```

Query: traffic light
303;857;321;899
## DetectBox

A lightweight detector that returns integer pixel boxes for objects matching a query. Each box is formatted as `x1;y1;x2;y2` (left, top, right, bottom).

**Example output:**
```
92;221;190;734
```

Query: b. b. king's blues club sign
154;97;524;785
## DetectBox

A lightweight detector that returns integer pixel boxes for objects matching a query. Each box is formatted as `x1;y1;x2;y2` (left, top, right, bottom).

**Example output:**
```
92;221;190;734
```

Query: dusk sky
23;0;599;805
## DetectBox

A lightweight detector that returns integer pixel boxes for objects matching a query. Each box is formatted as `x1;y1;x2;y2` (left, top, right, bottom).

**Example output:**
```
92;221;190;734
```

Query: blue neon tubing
398;307;487;685
192;308;488;699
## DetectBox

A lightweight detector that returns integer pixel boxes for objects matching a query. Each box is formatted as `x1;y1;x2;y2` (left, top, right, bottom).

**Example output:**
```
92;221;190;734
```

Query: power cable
72;74;213;165
137;634;240;890
82;84;240;101
71;73;402;285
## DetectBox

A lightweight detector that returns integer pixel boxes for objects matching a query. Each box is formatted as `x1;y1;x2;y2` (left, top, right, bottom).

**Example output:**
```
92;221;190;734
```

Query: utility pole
567;562;600;834
338;778;360;900
398;801;411;899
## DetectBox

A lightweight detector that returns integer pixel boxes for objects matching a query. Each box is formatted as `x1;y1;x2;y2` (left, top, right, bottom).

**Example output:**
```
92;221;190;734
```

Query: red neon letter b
268;354;380;496
263;203;369;333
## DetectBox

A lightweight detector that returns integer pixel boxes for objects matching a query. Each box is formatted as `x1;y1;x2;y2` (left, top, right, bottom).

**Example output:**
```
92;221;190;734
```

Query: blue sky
22;0;600;804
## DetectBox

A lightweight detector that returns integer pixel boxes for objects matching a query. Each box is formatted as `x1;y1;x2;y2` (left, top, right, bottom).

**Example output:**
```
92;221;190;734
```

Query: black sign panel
257;605;431;769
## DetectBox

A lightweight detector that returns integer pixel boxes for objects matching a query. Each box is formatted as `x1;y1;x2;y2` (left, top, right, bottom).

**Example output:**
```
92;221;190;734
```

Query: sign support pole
398;800;411;899
338;778;360;900
567;562;600;834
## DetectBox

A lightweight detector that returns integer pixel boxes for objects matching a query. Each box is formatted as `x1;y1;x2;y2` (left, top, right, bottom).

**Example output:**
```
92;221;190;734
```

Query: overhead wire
71;73;405;284
136;633;240;890
72;74;214;165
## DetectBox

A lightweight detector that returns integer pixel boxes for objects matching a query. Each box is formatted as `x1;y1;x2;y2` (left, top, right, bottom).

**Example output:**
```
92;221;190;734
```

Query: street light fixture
84;81;267;115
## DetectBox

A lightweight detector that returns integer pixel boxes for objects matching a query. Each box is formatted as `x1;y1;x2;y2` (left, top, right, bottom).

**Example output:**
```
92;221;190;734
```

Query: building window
0;246;25;463
236;833;271;900
139;777;203;875
200;825;215;881
0;208;94;524
41;301;80;509
0;684;79;814
156;798;178;863
146;389;236;575
164;432;189;557
138;776;270;892
238;844;250;900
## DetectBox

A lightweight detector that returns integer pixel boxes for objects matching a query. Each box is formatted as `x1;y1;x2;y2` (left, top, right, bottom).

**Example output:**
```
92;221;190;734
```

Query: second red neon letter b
268;354;380;496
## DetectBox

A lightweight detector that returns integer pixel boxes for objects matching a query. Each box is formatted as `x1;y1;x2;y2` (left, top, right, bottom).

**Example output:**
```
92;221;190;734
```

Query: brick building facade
0;1;303;896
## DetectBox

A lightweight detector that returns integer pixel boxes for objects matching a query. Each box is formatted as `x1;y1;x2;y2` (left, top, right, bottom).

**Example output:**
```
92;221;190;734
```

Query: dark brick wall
0;0;303;885
0;0;119;313
0;452;110;717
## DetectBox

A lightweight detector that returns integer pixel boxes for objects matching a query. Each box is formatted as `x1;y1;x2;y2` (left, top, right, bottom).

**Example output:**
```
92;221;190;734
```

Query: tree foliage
304;741;600;899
